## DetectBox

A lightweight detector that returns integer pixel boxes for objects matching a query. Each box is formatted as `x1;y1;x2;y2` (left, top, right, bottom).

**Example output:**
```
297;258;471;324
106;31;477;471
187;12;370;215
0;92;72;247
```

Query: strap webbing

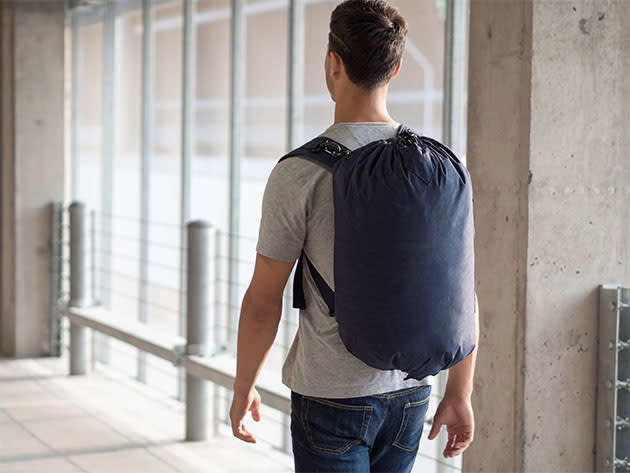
292;255;306;310
293;252;335;317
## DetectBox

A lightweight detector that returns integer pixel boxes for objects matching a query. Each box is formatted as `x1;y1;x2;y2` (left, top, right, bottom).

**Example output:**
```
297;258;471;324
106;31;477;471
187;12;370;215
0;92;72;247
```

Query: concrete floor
0;356;293;473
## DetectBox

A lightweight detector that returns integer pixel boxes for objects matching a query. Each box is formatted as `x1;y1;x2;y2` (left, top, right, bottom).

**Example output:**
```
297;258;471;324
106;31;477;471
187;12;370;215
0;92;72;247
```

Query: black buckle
313;139;349;158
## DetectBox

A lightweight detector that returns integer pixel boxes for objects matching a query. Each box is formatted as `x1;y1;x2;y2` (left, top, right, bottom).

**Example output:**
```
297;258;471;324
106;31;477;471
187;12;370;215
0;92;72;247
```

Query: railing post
69;202;89;375
50;201;63;357
185;220;212;441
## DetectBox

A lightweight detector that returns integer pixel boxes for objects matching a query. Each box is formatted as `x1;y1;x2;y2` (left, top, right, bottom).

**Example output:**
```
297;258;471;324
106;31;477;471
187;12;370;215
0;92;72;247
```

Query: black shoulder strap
279;136;350;171
281;136;346;317
293;251;335;317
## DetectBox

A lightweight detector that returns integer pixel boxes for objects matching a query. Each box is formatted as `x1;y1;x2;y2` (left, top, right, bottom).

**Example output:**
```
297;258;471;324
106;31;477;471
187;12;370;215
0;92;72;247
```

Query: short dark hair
329;0;408;90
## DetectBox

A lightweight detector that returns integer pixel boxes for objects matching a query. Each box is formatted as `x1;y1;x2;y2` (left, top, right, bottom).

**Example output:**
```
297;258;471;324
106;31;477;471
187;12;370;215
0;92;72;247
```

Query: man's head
325;0;407;97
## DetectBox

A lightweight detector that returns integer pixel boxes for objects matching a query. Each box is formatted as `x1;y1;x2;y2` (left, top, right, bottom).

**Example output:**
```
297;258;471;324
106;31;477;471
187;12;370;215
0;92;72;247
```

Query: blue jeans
290;384;432;473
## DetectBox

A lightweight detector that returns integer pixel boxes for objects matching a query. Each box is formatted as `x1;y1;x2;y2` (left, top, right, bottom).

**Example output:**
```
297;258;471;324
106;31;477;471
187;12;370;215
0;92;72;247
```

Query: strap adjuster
313;139;350;158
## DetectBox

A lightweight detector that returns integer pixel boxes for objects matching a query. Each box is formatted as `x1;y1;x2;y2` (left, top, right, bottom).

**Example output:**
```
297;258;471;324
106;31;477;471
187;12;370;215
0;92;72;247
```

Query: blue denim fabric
290;384;432;473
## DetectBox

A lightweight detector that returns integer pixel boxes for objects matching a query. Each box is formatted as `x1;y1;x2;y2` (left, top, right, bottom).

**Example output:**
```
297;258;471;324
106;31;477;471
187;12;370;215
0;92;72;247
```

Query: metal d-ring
314;139;349;158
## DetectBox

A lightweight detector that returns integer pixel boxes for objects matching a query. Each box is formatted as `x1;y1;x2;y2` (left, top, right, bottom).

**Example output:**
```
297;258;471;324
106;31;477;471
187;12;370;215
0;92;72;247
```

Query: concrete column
465;1;630;472
0;2;66;356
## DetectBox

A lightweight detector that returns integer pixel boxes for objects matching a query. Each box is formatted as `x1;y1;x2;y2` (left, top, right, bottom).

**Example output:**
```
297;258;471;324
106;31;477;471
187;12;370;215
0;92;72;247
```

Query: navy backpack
279;124;476;381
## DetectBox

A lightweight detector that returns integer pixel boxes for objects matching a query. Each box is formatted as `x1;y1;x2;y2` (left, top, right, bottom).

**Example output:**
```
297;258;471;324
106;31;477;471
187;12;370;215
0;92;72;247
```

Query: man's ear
328;50;344;77
391;57;403;79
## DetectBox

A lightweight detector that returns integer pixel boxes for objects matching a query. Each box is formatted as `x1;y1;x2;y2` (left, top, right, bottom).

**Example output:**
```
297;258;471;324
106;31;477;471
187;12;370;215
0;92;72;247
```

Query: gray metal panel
617;287;630;468
597;284;619;472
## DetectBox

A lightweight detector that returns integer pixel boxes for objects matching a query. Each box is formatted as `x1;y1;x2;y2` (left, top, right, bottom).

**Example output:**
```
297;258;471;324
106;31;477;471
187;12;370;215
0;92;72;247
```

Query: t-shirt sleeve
255;160;308;262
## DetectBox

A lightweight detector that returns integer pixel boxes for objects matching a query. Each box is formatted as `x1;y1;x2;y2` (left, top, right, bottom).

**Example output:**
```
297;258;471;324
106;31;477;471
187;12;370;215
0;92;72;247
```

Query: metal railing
61;201;291;444
52;201;460;470
597;285;630;472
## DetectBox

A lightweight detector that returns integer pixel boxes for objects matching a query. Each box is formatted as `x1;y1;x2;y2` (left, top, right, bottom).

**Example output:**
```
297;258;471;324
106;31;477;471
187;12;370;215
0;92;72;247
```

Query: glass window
106;8;145;380
145;1;183;338
75;21;104;209
191;0;231;232
144;0;184;396
388;0;445;138
303;0;335;139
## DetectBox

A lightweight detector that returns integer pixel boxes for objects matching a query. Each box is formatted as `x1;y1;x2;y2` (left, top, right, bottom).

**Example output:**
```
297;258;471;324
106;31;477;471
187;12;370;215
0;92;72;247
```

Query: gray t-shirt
256;122;434;398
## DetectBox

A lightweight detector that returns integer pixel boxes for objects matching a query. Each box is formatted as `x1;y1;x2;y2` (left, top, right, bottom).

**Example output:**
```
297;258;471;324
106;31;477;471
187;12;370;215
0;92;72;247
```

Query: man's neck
333;83;395;124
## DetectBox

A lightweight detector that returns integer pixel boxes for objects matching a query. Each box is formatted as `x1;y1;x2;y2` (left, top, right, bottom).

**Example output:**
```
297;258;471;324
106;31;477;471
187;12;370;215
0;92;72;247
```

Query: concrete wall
465;1;630;471
0;2;66;356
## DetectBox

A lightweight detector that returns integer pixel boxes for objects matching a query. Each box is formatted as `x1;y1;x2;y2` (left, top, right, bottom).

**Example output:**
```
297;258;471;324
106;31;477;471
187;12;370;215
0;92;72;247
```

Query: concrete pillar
0;2;66;356
465;1;630;472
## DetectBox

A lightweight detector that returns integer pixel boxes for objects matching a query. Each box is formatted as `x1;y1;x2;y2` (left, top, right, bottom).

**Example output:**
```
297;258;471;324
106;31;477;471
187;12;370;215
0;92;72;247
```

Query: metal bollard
69;202;89;375
185;221;212;441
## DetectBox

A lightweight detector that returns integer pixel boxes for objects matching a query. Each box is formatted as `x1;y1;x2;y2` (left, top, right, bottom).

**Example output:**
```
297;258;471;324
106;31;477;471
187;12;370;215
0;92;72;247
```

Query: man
229;1;479;471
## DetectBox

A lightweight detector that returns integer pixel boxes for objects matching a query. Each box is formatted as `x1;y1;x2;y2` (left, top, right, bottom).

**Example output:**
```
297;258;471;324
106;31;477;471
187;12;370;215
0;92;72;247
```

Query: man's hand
230;388;262;443
428;394;475;458
429;291;478;457
230;253;294;444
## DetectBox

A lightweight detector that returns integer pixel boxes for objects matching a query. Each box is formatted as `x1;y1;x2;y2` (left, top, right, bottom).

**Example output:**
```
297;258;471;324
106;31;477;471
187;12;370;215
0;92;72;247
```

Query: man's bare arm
428;292;479;458
445;292;479;400
230;253;294;443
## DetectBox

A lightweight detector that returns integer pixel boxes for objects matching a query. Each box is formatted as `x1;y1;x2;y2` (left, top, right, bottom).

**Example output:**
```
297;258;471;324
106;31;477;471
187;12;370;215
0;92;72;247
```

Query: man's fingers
428;417;441;440
443;432;473;457
232;422;257;443
449;431;472;445
250;397;261;422
444;448;466;458
230;410;257;443
444;444;469;458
